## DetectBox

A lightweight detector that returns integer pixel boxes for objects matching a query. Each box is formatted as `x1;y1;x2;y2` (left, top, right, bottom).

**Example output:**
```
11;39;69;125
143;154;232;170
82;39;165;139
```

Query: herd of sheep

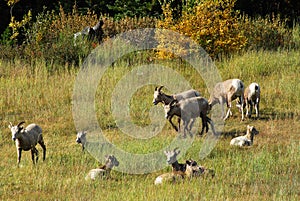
8;78;261;184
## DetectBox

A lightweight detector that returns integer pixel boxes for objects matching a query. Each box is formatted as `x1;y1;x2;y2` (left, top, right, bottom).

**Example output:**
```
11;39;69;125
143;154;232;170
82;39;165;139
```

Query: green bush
240;15;293;50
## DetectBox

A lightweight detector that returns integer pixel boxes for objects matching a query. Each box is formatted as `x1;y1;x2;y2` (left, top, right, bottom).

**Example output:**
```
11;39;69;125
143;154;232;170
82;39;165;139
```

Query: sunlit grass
0;50;299;200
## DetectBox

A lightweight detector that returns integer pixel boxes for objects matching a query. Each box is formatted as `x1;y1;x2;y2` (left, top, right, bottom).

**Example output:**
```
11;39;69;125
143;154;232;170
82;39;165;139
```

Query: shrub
156;0;247;59
239;15;293;50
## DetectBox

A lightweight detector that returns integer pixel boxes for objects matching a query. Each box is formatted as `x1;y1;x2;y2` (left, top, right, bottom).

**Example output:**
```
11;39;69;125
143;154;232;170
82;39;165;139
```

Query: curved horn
158;86;164;92
17;121;25;127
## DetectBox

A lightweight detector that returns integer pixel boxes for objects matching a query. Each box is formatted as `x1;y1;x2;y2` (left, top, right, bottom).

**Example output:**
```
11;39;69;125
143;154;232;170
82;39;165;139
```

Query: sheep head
164;147;180;164
9;121;25;141
153;86;164;105
105;155;119;169
163;100;178;119
247;125;259;136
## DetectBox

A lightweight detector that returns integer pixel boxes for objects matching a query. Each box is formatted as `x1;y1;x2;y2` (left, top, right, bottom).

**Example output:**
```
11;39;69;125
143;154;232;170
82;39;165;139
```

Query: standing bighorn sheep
9;121;46;165
237;82;260;118
85;155;119;180
230;125;259;147
164;97;216;137
153;86;201;132
209;78;245;121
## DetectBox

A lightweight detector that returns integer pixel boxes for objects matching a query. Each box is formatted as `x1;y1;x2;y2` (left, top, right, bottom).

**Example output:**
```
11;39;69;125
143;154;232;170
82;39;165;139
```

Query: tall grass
0;50;299;200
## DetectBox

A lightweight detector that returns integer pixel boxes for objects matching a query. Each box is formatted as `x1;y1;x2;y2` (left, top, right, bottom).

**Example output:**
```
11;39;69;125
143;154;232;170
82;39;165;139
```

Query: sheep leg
206;117;217;135
199;114;206;136
245;99;250;117
188;119;195;137
17;148;22;166
255;98;260;118
39;141;47;161
249;101;253;118
224;105;232;121
182;120;189;138
31;148;37;164
168;117;179;132
239;95;244;120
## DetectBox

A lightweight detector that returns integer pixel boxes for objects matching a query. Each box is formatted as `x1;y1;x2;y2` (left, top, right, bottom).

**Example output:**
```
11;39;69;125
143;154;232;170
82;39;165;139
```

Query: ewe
9;121;46;165
209;79;245;121
85;155;119;180
237;82;260;118
230;125;259;147
153;85;201;132
164;97;216;137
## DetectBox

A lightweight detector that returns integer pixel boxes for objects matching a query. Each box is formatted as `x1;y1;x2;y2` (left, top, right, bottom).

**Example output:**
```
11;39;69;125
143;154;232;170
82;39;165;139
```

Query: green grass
0;50;299;200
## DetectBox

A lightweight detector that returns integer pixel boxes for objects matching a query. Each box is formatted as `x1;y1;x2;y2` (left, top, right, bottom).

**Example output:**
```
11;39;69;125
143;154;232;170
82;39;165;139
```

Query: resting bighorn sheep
164;97;216;137
85;155;119;180
230;125;259;147
237;82;260;118
153;86;201;132
185;159;215;178
9;121;46;165
209;79;245;121
154;148;187;185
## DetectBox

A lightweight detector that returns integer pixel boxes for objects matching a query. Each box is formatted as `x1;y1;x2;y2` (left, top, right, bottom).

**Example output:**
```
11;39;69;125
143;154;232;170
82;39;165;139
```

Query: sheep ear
8;122;13;129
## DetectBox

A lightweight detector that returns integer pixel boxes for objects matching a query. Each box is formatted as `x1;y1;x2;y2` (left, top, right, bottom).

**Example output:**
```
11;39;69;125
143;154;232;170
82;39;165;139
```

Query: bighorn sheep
209;79;245;121
74;20;104;46
164;97;216;137
185;159;215;178
154;148;187;185
8;121;46;165
153;86;201;132
76;131;112;153
230;125;259;147
85;155;119;180
76;131;87;151
237;82;260;118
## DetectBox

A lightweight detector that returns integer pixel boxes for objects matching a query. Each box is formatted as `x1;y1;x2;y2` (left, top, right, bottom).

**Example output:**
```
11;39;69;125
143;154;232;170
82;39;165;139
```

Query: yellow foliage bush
156;0;247;59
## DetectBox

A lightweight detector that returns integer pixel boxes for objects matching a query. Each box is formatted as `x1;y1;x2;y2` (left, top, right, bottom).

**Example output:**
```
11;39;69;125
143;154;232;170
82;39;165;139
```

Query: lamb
85;155;119;180
164;97;216;137
185;159;215;178
237;82;260;118
154;151;208;185
208;78;245;121
230;125;259;147
8;121;46;165
153;86;201;132
154;148;187;185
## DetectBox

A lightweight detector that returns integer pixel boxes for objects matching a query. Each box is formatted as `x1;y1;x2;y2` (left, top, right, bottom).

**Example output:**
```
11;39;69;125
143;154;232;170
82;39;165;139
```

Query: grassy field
0;50;299;200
